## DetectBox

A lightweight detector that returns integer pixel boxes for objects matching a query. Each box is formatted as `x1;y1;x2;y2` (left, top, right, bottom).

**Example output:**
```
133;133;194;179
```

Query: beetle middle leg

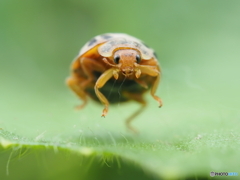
66;76;88;109
80;57;106;87
67;57;106;109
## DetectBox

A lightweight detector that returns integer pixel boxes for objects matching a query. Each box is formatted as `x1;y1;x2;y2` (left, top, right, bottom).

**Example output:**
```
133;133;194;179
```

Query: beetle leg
80;57;106;87
67;57;106;110
135;63;159;76
136;64;163;107
123;92;147;133
66;76;88;109
134;78;148;89
94;68;115;117
150;73;163;107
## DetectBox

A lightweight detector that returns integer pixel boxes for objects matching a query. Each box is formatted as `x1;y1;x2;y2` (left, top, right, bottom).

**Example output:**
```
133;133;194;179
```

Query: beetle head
114;49;141;76
103;49;141;77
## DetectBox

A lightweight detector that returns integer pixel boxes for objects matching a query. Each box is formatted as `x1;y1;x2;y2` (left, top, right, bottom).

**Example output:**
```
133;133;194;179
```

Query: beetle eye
114;55;120;64
136;55;141;63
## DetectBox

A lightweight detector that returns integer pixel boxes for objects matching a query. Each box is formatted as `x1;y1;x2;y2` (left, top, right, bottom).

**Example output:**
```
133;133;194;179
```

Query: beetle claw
158;100;163;108
101;107;108;117
75;103;87;110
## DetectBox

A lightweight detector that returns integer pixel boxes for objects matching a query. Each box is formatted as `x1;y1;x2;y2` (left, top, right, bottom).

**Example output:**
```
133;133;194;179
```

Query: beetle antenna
118;76;126;106
107;78;117;100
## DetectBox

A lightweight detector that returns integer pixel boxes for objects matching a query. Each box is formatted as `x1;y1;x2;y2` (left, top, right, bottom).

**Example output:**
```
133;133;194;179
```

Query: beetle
66;33;162;132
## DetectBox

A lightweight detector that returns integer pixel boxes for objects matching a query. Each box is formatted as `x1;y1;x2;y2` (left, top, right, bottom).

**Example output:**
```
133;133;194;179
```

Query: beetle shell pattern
79;33;157;60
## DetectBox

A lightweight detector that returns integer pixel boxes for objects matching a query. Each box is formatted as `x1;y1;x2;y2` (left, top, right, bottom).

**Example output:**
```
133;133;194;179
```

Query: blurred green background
0;0;240;180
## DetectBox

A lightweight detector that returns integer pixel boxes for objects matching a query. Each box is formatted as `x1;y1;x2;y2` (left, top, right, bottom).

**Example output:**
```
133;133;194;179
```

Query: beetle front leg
136;64;163;107
94;68;115;117
150;74;163;107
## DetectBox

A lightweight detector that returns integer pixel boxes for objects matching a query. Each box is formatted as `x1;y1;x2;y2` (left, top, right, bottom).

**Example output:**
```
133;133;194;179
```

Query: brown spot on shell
87;38;97;47
100;34;112;40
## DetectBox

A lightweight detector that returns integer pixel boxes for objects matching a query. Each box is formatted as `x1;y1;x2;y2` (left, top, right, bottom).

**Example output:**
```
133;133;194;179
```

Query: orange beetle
66;33;162;132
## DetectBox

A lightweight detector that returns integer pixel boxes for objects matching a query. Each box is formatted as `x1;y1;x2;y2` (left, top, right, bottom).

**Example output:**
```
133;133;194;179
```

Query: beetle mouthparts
122;68;133;76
